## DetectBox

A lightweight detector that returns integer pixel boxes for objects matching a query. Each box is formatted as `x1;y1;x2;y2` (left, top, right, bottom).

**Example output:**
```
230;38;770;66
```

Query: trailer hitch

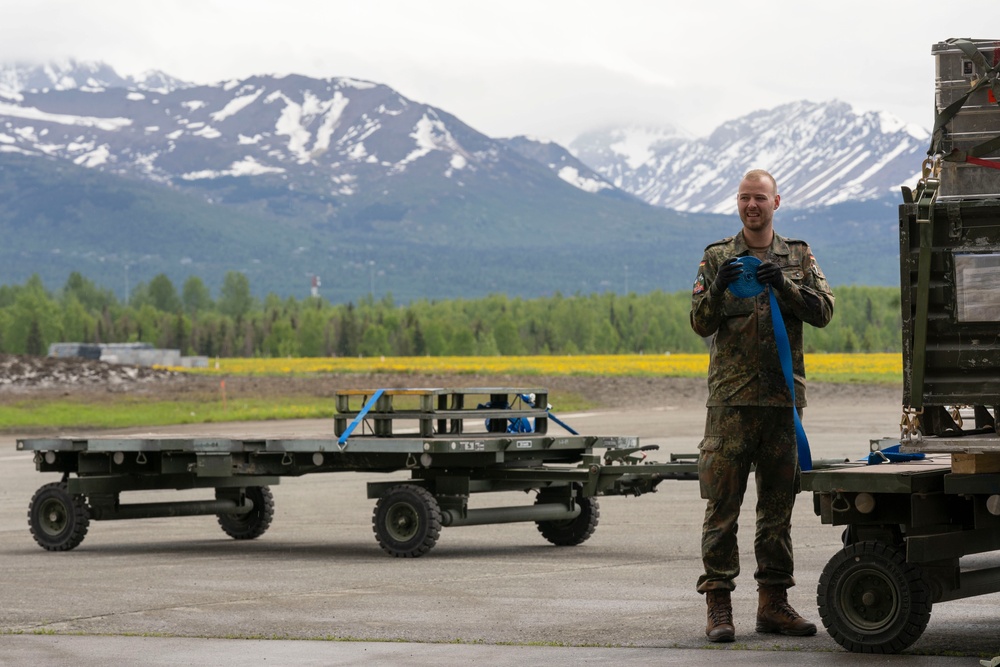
603;444;660;465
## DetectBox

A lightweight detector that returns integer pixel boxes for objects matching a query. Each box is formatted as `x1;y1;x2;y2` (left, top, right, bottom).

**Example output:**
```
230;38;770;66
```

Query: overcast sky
2;1;997;145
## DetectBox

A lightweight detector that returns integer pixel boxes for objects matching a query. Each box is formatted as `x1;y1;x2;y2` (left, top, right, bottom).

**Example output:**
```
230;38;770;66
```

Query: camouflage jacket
690;231;835;407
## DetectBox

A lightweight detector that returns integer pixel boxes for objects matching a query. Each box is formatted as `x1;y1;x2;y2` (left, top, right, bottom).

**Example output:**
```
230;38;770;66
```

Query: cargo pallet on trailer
18;387;697;558
801;38;1000;655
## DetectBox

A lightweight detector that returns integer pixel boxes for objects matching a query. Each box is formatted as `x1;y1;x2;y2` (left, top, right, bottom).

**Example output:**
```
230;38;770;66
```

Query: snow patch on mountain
211;89;263;122
558;166;611;193
74;144;111;167
0;101;131;131
401;113;463;168
182;156;286;180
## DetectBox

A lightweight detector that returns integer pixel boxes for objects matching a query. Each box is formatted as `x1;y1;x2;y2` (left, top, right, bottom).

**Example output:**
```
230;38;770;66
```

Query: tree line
0;271;902;358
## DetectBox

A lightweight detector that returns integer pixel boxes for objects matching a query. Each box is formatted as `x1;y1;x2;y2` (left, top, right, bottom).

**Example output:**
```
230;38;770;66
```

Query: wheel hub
41;501;67;534
840;570;898;631
386;503;418;541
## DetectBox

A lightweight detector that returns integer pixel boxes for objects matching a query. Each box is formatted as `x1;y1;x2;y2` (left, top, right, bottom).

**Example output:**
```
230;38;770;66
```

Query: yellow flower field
186;353;903;385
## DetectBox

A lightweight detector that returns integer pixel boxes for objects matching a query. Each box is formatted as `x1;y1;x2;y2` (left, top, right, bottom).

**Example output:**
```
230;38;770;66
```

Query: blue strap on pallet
728;256;812;471
545;412;579;435
519;394;580;435
338;389;385;445
864;444;925;465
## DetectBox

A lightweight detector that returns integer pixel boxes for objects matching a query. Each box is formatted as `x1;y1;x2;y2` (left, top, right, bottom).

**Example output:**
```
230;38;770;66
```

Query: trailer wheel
28;482;90;551
372;484;442;558
535;488;599;547
217;486;274;540
817;540;931;653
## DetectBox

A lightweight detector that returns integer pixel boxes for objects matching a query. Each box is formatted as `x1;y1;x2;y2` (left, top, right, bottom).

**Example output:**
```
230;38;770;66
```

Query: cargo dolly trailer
802;38;1000;654
803;184;1000;653
803;446;1000;654
18;387;697;558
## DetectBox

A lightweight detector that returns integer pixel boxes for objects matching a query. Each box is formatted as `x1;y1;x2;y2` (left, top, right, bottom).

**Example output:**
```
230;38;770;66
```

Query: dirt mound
0;354;179;392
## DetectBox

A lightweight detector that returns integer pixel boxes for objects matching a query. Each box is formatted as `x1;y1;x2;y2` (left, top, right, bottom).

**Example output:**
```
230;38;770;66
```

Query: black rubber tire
217;486;274;540
28;482;90;551
535;488;599;547
372;484;442;558
817;540;932;653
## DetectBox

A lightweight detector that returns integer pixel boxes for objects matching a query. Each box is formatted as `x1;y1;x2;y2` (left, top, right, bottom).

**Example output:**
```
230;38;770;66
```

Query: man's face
736;177;780;233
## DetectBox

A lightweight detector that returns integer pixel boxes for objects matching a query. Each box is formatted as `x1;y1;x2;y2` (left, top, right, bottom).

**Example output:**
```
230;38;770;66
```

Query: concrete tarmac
0;635;985;666
1;392;998;666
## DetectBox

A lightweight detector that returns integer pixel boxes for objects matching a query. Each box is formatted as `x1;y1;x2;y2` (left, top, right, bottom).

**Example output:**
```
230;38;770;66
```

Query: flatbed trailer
802;183;1000;653
803;440;1000;653
17;387;697;558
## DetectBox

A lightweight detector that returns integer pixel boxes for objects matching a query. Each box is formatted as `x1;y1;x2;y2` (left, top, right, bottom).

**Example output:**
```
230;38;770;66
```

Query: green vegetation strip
0;397;335;432
0;391;594;432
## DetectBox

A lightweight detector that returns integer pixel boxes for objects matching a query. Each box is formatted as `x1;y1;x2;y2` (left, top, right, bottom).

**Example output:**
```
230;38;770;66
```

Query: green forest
0;271;903;358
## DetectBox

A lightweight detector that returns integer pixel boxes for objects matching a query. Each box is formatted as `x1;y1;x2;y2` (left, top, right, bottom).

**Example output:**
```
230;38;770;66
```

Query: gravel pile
0;354;177;391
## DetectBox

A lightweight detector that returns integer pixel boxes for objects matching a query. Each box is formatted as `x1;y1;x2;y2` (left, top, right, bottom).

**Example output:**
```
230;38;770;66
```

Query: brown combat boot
705;589;735;642
755;585;817;636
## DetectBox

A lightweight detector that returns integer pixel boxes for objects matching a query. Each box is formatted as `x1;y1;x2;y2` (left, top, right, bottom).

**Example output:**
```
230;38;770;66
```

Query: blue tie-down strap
507;417;533;433
478;400;537;434
865;444;926;465
338;388;385;446
728;256;812;471
728;255;766;298
519;393;580;436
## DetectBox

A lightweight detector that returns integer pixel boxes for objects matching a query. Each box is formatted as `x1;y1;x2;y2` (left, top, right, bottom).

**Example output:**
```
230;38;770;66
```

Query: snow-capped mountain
0;62;927;217
0;59;189;99
0;61;623;209
570;101;931;213
503;135;631;199
0;61;668;301
0;61;910;300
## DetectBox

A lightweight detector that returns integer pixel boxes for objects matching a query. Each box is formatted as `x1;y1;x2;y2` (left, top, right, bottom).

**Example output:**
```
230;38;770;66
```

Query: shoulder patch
693;262;707;294
705;236;735;250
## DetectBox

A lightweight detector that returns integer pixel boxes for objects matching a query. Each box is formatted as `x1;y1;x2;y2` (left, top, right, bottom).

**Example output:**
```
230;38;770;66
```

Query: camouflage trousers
696;406;801;593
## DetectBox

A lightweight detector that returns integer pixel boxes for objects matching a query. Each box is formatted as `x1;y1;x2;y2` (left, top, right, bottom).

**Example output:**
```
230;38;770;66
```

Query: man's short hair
742;169;778;194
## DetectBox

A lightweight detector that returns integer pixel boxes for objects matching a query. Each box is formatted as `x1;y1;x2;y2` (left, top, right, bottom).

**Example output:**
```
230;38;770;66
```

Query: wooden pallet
903;434;1000;474
951;452;1000;474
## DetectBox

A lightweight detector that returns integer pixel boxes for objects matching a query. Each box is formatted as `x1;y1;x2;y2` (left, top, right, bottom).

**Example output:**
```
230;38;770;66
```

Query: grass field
2;353;902;432
0;396;337;432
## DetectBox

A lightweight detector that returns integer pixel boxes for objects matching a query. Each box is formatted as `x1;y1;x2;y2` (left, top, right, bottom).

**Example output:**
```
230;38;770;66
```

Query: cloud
0;0;995;146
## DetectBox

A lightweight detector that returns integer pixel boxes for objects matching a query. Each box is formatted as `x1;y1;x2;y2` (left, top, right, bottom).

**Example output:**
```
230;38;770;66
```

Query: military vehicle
803;38;1000;653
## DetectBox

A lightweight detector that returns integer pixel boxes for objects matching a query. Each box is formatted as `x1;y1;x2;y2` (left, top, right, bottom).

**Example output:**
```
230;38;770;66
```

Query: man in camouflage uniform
690;169;834;643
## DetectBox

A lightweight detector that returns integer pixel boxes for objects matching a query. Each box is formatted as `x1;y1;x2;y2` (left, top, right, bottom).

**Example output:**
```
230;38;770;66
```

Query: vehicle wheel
372;484;442;558
28;482;90;551
217;486;274;540
817;540;931;653
535;486;599;546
